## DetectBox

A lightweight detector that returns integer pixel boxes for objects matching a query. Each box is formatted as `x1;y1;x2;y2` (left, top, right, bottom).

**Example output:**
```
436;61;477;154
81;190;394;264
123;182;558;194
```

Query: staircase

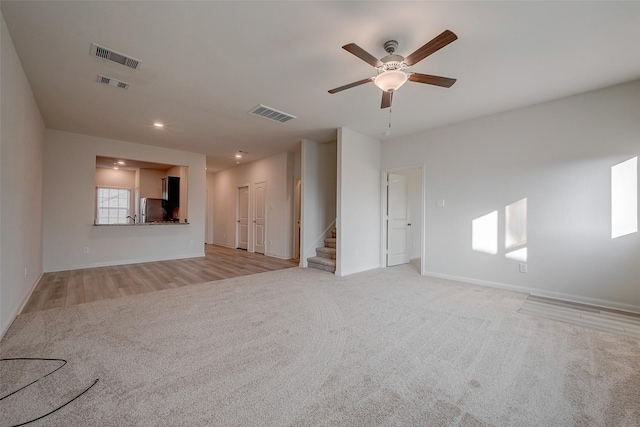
307;229;336;273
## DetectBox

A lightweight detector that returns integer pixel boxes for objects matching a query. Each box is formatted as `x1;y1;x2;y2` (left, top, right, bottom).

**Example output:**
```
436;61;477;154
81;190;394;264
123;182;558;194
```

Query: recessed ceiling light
235;154;242;159
116;160;126;165
153;122;164;128
113;166;119;170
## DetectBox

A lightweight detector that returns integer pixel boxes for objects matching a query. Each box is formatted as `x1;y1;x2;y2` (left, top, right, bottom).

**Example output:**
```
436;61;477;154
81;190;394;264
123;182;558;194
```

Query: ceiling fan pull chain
389;107;393;128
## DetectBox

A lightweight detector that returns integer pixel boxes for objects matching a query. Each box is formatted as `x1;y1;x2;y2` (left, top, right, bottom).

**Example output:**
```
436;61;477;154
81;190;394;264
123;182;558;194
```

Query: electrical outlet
83;246;90;254
519;263;528;273
24;268;28;278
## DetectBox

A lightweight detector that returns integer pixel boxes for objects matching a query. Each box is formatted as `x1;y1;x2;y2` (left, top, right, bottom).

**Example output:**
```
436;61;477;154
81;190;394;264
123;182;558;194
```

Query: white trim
44;252;205;273
423;270;640;315
1;271;44;341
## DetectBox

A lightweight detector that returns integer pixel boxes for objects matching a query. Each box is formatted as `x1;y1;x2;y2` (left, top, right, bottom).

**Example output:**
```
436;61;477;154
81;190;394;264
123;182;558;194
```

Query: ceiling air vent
90;43;142;70
249;104;296;123
97;75;129;89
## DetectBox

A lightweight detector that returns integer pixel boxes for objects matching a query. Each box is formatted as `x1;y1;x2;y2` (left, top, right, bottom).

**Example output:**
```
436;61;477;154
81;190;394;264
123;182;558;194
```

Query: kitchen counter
94;221;189;226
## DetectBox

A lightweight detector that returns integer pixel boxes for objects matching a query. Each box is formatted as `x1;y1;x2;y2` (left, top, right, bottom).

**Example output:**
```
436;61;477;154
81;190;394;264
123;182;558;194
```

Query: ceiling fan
328;30;458;109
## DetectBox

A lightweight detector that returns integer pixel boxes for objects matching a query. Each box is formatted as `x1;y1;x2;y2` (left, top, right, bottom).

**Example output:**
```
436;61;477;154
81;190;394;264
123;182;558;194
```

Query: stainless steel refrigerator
140;198;165;223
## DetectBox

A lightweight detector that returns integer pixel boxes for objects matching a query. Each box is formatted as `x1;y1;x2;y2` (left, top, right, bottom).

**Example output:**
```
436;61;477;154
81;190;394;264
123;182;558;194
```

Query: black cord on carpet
0;358;99;427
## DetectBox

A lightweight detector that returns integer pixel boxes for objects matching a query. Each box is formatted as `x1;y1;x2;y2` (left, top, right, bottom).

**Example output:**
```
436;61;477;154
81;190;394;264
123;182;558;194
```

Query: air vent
97;75;129;89
249;104;296;123
90;43;142;70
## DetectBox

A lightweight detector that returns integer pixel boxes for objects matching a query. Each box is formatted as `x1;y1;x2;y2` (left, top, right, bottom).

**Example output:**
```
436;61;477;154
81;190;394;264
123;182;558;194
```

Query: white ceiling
2;1;639;172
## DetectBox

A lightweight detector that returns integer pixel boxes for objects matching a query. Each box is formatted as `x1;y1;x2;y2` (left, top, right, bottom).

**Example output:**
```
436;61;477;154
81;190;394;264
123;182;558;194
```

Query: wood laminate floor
22;245;298;314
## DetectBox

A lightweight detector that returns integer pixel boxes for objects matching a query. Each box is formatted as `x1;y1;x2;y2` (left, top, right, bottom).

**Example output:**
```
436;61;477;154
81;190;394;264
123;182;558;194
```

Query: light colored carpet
1;265;639;426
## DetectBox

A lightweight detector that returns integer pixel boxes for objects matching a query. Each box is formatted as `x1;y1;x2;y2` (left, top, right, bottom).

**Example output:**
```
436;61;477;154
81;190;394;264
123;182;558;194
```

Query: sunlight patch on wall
505;198;527;262
505;198;527;249
472;211;498;254
505;247;527;262
611;156;637;239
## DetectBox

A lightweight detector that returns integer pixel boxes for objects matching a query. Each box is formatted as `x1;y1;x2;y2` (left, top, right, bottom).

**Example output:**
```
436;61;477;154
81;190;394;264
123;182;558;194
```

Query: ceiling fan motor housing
383;40;399;54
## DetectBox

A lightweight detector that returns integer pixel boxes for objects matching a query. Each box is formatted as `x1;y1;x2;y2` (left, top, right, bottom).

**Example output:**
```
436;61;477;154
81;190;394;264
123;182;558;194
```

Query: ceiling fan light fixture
374;70;408;92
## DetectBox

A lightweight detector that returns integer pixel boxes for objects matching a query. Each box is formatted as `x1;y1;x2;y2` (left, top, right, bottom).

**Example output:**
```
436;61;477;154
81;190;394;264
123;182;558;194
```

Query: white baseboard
1;271;44;341
422;271;640;315
44;252;205;272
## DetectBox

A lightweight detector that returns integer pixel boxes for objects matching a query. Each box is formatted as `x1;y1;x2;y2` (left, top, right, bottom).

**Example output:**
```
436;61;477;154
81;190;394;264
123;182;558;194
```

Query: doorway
383;167;423;273
237;186;249;250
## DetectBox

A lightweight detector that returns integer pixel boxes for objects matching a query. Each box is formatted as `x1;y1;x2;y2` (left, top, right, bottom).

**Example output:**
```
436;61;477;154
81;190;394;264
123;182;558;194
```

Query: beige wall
1;13;46;337
209;151;294;259
43;130;206;272
139;169;165;199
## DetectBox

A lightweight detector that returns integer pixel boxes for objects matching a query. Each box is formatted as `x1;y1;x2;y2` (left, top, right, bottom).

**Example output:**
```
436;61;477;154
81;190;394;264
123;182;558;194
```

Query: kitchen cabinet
162;176;180;221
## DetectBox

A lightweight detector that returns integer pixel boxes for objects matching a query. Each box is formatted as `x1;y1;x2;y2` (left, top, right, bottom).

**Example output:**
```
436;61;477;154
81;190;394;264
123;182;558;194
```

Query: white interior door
237;186;249;250
387;173;411;266
254;181;266;254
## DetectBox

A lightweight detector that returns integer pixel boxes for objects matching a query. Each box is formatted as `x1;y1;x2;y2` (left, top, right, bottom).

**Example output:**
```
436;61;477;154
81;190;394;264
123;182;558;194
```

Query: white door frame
236;185;250;250
381;165;425;274
253;181;267;254
294;178;302;260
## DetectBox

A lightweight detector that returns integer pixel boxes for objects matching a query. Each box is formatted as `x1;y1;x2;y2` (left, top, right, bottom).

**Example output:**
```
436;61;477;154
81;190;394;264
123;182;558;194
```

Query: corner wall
301;139;337;266
43;130;206;272
337;128;381;276
1;13;46;337
381;80;640;312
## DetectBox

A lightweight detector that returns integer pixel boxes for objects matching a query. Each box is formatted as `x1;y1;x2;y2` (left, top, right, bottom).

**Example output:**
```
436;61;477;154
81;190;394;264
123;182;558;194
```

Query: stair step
316;247;336;260
307;256;336;273
331;229;336;238
324;238;336;249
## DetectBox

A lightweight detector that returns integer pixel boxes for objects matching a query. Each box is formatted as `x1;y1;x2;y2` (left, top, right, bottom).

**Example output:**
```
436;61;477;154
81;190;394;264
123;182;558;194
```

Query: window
96;187;131;224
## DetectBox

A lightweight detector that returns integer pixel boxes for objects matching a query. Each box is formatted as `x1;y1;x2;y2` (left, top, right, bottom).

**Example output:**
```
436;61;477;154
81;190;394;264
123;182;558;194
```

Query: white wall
381;80;640;312
209;151;294;259
301;139;337;266
1;12;46;337
337;128;381;276
43;130;206;271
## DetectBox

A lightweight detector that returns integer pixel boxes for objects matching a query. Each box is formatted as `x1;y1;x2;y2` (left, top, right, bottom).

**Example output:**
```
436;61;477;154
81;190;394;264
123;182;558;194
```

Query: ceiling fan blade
405;30;458;66
328;78;373;94
342;43;383;68
408;73;457;88
381;91;393;109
